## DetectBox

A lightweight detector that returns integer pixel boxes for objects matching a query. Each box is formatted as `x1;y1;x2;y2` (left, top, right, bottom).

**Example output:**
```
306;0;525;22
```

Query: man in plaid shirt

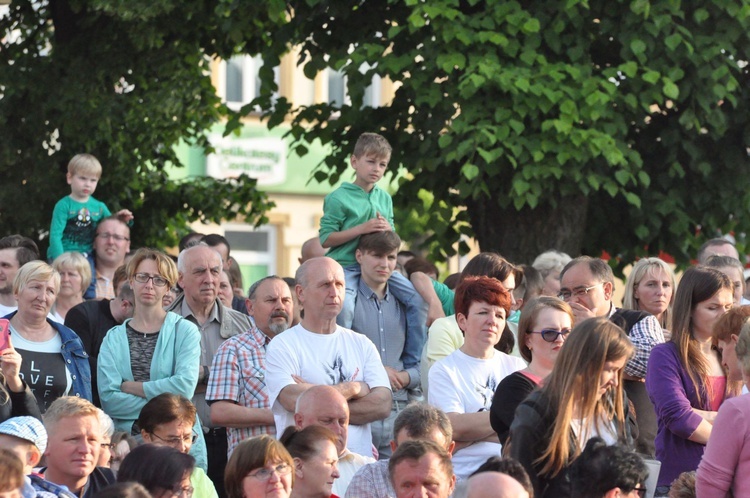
207;276;294;456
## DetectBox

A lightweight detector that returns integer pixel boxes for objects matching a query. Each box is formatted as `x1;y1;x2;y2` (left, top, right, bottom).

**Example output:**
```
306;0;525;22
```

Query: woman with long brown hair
646;266;734;496
508;317;635;498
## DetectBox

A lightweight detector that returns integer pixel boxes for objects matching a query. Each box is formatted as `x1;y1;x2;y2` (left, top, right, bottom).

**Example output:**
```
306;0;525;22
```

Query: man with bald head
208;276;293;457
462;472;529;498
168;243;253;495
265;257;391;458
299;237;327;264
294;385;373;496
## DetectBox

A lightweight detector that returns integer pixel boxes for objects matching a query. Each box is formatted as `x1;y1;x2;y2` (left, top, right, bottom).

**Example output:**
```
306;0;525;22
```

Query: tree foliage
253;0;750;270
0;0;281;252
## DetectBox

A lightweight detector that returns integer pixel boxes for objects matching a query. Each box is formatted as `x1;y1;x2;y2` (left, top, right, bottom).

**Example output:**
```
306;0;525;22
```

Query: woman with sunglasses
428;276;526;479
225;435;295;498
137;393;218;498
98;248;205;469
508;317;635;498
490;296;574;445
646;267;734;496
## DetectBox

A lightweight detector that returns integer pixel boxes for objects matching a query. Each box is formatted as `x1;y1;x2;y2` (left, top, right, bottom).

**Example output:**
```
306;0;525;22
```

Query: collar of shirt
357;277;390;302
248;325;272;348
181;296;221;325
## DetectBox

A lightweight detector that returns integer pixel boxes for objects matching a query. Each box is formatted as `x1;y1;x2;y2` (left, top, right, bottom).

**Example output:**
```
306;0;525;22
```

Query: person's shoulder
325;182;357;199
650;341;677;358
341;449;376;465
493;350;527;369
268;324;305;347
48;319;83;342
90;466;116;487
224;305;253;328
66;299;99;318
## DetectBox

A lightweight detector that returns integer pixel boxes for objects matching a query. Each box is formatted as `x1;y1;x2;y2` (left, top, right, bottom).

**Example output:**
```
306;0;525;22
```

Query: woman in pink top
696;314;750;497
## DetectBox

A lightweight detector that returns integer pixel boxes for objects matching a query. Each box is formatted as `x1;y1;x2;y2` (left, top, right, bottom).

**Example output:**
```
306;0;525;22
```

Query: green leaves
240;0;750;267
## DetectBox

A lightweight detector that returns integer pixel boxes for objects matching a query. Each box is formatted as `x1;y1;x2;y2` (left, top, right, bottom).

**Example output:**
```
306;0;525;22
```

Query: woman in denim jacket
5;261;91;413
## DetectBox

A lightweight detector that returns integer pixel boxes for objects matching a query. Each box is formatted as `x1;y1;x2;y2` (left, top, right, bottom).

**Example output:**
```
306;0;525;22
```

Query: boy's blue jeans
338;265;428;372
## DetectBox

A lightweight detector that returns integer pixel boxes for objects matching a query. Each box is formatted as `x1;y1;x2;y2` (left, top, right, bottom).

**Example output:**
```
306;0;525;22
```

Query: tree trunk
465;193;589;265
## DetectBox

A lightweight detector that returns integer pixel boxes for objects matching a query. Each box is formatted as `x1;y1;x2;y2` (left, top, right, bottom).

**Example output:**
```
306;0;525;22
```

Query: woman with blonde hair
50;251;91;322
646;267;733;496
98;248;204;468
6;260;91;412
622;257;676;332
508;317;635;498
225;435;294;498
490;296;574;445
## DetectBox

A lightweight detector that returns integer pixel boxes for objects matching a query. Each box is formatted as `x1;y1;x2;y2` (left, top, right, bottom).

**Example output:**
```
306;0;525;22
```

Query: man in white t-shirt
265;257;392;457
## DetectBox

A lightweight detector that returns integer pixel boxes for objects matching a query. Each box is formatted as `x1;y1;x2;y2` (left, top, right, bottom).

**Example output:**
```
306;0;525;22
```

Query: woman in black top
490;296;572;444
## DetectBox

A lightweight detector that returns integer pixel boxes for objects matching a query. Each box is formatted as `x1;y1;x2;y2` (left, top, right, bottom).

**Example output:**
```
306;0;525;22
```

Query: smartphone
0;319;9;351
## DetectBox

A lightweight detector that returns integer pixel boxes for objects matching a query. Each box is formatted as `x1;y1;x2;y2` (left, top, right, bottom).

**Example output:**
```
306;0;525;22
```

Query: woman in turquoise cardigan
98;248;206;470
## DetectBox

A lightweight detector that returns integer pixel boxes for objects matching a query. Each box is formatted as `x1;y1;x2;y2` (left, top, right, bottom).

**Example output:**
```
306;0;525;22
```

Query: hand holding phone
0;319;9;351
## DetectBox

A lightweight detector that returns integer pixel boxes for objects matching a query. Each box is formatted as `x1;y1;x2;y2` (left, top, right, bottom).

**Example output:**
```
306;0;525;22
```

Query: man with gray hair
168;243;253;495
346;403;455;498
207;276;294;456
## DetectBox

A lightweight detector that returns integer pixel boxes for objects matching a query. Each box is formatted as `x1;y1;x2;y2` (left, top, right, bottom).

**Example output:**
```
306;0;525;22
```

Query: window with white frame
218;55;279;111
325;64;382;109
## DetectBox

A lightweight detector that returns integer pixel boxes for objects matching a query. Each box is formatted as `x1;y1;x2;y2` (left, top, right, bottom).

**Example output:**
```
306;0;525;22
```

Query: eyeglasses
100;442;115;450
632;487;647;498
170;486;194;498
96;232;130;242
557;282;604;301
529;328;572;342
248;463;292;481
134;273;169;287
149;432;197;446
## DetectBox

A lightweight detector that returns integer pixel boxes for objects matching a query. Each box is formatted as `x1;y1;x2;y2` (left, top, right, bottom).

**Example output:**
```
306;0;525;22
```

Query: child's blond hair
68;153;102;177
352;133;392;159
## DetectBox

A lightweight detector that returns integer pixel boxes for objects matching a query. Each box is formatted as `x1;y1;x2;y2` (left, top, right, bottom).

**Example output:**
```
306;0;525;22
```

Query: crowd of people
1;133;749;498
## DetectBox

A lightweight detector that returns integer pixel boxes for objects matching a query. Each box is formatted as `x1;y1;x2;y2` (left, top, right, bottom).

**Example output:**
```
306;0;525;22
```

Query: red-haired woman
428;276;525;480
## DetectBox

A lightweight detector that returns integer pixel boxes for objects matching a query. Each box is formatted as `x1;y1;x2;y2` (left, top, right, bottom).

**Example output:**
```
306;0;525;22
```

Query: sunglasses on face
528;328;572;342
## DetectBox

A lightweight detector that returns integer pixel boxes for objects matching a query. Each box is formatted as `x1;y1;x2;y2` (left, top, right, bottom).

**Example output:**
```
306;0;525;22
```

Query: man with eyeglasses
168;244;253;498
65;266;134;408
569;437;649;498
86;217;131;300
559;256;664;457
